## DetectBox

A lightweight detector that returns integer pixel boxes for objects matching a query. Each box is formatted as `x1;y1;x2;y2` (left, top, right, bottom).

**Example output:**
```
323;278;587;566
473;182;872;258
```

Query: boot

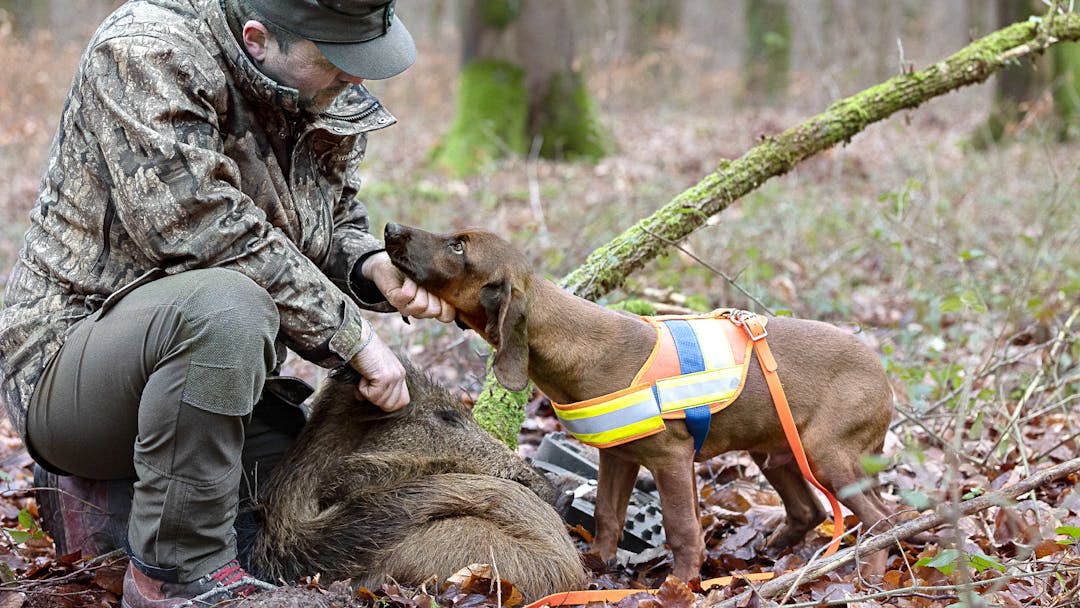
121;559;275;607
33;463;134;557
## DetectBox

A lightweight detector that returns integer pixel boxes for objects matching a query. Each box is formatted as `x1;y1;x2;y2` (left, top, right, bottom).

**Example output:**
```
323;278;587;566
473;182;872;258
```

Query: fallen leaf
652;575;694;608
882;568;907;589
91;561;126;595
444;563;524;607
1033;538;1065;558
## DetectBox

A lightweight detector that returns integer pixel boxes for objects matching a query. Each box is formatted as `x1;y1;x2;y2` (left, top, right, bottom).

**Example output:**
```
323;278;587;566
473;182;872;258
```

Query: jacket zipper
322;101;381;122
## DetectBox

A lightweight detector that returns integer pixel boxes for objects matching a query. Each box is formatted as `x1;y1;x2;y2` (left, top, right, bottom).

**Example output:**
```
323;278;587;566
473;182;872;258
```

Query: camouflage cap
250;0;415;79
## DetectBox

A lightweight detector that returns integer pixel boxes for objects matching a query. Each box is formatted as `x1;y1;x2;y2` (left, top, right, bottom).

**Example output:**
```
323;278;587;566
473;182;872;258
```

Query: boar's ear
480;279;529;391
321;368;410;422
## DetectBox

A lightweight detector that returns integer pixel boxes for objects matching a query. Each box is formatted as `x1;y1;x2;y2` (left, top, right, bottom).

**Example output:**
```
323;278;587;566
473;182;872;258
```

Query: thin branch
638;227;775;315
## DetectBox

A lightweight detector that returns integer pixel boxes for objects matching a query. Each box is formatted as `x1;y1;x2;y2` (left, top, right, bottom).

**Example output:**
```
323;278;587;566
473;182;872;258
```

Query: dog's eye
449;240;465;255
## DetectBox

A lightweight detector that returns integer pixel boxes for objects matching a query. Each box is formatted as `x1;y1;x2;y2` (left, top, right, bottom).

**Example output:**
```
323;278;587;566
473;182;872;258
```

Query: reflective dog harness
550;309;759;451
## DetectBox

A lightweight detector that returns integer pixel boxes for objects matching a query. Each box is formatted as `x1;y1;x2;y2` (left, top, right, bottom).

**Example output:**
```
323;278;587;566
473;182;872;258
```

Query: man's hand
362;252;456;323
349;328;409;412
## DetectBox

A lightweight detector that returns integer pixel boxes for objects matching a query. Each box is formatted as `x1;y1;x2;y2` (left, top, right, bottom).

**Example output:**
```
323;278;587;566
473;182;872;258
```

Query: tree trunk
469;11;1080;443
432;0;609;176
626;0;683;56
974;0;1043;146
1051;39;1080;138
742;0;790;104
472;353;529;449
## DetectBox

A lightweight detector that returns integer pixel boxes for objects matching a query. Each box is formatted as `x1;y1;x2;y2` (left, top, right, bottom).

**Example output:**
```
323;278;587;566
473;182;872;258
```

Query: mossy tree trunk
432;0;610;176
473;11;1080;446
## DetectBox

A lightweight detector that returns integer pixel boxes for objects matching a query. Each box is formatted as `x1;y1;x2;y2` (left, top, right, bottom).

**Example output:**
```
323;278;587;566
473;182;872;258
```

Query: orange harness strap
524;313;845;608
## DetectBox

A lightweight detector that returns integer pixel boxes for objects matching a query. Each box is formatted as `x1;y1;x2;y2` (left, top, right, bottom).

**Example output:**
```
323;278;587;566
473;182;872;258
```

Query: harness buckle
717;308;768;341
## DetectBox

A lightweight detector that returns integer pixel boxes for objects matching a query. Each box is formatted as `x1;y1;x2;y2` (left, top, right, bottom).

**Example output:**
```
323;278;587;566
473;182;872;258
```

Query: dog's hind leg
594;451;640;563
752;453;827;550
805;448;897;578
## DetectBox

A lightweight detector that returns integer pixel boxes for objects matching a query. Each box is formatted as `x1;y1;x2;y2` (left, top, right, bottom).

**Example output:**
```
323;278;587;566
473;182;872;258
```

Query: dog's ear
481;280;530;391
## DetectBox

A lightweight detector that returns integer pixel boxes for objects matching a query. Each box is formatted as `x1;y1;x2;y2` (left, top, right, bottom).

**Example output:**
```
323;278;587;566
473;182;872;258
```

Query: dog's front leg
651;458;704;582
593;450;639;563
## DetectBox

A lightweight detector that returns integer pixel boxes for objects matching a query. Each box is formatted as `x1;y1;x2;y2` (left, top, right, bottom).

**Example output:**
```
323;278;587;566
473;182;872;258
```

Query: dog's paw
763;524;811;551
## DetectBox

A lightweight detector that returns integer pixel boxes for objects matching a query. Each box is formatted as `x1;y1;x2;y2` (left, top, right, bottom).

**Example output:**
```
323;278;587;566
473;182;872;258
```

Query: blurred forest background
0;1;1078;606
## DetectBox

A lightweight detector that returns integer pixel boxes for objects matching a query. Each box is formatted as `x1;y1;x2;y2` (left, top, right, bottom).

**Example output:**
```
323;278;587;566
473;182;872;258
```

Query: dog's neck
523;277;656;404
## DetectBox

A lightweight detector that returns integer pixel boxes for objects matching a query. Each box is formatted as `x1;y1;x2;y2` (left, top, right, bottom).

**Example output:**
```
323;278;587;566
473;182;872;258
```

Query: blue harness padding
664;319;712;453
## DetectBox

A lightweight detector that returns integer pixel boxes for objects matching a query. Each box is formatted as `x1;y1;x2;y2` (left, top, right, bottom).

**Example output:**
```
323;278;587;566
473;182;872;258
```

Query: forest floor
0;18;1079;608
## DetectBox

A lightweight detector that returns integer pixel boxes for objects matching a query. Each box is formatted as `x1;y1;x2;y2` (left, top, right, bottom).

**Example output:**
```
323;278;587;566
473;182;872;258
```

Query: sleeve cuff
347;249;395;313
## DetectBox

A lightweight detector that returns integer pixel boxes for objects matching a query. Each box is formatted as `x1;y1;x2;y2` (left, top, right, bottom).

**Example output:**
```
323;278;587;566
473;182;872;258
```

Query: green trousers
26;268;290;583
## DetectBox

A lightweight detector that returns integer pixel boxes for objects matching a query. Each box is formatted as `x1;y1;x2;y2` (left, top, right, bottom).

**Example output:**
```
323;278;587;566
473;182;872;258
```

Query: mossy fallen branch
559;13;1080;301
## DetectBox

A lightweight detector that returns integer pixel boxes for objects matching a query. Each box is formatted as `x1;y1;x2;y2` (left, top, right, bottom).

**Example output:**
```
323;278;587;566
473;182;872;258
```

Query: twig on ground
980;309;1079;469
709;457;1080;608
1;548;125;593
769;564;1080;608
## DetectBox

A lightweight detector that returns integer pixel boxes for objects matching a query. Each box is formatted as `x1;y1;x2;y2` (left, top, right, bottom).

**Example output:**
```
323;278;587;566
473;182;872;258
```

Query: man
0;0;454;605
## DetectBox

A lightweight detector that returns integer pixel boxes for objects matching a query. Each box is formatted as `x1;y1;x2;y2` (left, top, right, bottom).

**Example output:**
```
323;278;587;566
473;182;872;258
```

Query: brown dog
384;222;900;581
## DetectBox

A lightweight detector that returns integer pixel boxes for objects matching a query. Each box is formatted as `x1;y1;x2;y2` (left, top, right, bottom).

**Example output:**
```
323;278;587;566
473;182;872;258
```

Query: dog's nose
384;222;402;239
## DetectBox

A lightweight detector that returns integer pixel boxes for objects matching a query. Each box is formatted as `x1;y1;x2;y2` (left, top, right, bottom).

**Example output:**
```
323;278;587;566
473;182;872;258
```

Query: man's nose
342;73;364;85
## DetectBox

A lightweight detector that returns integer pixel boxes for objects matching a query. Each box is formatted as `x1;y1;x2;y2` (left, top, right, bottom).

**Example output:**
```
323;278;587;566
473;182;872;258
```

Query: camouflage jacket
0;0;398;438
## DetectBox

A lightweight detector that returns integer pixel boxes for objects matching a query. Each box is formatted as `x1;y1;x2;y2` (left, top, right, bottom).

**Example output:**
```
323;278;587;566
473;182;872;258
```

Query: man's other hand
349;332;409;412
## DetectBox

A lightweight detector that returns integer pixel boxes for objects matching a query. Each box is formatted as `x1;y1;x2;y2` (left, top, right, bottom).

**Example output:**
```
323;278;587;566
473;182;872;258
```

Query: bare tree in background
971;0;1080;144
1051;39;1080;138
743;0;790;104
432;0;609;176
625;0;682;56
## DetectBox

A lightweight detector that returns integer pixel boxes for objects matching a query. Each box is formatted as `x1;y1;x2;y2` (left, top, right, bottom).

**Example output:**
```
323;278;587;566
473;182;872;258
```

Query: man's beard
301;83;349;113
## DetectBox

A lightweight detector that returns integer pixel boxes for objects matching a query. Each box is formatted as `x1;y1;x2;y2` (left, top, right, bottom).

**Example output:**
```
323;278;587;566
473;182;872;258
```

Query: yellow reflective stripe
656;366;743;413
568;416;667;447
685;318;735;369
554;386;656;421
554;387;666;446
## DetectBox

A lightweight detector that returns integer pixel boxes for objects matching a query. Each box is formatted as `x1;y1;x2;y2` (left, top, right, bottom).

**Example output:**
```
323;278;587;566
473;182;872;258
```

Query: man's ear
480;280;529;391
241;20;272;62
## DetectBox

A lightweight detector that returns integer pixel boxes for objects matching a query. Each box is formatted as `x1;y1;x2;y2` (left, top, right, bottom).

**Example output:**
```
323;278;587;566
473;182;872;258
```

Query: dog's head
384;223;532;390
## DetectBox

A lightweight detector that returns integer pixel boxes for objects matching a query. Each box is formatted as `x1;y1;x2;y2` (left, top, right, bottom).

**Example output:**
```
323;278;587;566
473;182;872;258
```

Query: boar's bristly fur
251;361;585;599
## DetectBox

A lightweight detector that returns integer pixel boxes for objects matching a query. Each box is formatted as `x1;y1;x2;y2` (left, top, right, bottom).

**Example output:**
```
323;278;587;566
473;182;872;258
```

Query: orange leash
525;313;845;608
736;313;846;557
524;572;778;608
